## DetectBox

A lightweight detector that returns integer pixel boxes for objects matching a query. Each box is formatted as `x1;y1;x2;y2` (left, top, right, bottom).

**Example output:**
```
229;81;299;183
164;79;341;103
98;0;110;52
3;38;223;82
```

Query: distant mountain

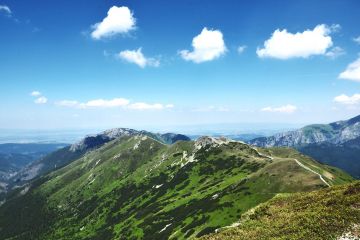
0;132;352;239
249;115;360;178
0;143;68;198
188;134;265;142
8;128;190;189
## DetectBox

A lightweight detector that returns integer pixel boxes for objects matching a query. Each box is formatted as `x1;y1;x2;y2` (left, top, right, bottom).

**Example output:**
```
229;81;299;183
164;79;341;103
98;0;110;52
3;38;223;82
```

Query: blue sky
1;0;360;130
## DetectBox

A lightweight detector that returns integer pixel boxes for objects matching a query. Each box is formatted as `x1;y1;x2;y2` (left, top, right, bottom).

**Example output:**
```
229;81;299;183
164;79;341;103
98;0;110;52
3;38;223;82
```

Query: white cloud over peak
0;5;11;15
118;48;160;68
30;91;41;97
334;94;360;105
339;57;360;82
56;98;173;111
91;6;136;40
257;24;335;59
128;103;173;110
261;104;297;113
34;96;48;104
180;27;227;63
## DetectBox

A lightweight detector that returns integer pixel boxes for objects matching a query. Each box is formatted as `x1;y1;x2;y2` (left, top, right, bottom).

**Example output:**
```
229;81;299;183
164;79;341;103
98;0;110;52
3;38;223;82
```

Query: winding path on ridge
293;158;331;187
252;147;331;187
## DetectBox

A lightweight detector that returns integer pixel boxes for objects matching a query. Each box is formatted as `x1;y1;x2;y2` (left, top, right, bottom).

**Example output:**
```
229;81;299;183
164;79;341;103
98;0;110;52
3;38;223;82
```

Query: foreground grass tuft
202;181;360;240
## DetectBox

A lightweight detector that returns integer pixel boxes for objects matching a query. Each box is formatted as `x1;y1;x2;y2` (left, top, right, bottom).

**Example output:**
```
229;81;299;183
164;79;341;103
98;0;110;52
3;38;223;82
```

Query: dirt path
294;158;331;187
251;147;330;187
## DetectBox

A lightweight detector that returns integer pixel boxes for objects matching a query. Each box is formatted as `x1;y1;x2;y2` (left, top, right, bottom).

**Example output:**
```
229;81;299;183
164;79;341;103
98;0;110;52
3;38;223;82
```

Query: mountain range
250;115;360;178
0;128;353;239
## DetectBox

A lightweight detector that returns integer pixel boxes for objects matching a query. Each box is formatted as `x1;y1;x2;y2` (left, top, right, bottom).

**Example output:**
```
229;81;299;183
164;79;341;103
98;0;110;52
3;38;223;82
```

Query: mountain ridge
0;133;352;239
4;128;190;196
249;115;360;178
250;115;360;147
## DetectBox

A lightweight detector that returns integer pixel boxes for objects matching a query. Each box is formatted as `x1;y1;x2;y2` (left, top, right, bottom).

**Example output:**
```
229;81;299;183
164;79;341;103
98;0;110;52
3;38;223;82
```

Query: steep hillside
202;181;360;240
250;115;360;178
9;128;190;189
0;135;352;240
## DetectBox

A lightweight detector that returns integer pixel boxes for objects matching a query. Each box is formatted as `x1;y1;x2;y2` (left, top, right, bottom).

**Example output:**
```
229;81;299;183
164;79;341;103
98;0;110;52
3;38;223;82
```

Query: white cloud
57;98;129;109
257;24;335;59
325;46;345;59
339;57;360;81
329;24;341;33
354;36;360;44
56;98;173;110
334;94;360;105
237;45;247;54
0;5;11;15
84;98;130;108
91;6;136;40
118;48;160;68
30;91;41;97
261;104;297;113
34;96;48;104
128;102;173;110
180;27;227;63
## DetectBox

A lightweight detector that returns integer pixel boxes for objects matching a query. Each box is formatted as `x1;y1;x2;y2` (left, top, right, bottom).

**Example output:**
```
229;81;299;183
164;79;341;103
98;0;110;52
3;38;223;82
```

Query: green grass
0;136;354;240
202;181;360;240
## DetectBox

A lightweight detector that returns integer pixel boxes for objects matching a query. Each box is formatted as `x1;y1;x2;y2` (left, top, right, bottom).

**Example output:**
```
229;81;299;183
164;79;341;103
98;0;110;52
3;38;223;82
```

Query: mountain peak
69;128;138;152
69;128;190;152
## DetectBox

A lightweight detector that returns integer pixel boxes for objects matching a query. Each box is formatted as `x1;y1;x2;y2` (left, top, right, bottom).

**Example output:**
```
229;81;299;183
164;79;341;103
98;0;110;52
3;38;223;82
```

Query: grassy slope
202;181;360;240
0;136;353;240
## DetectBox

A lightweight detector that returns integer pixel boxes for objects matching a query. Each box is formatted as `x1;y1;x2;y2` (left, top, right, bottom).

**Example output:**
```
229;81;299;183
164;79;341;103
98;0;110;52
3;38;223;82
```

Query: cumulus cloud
257;24;335;59
30;91;41;97
34;96;48;104
325;46;345;59
128;103;173;110
261;104;297;113
334;94;360;105
56;98;129;109
180;27;227;63
353;36;360;44
30;91;47;104
0;5;11;15
56;98;173;111
91;6;136;40
237;45;247;54
339;57;360;82
117;48;160;68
